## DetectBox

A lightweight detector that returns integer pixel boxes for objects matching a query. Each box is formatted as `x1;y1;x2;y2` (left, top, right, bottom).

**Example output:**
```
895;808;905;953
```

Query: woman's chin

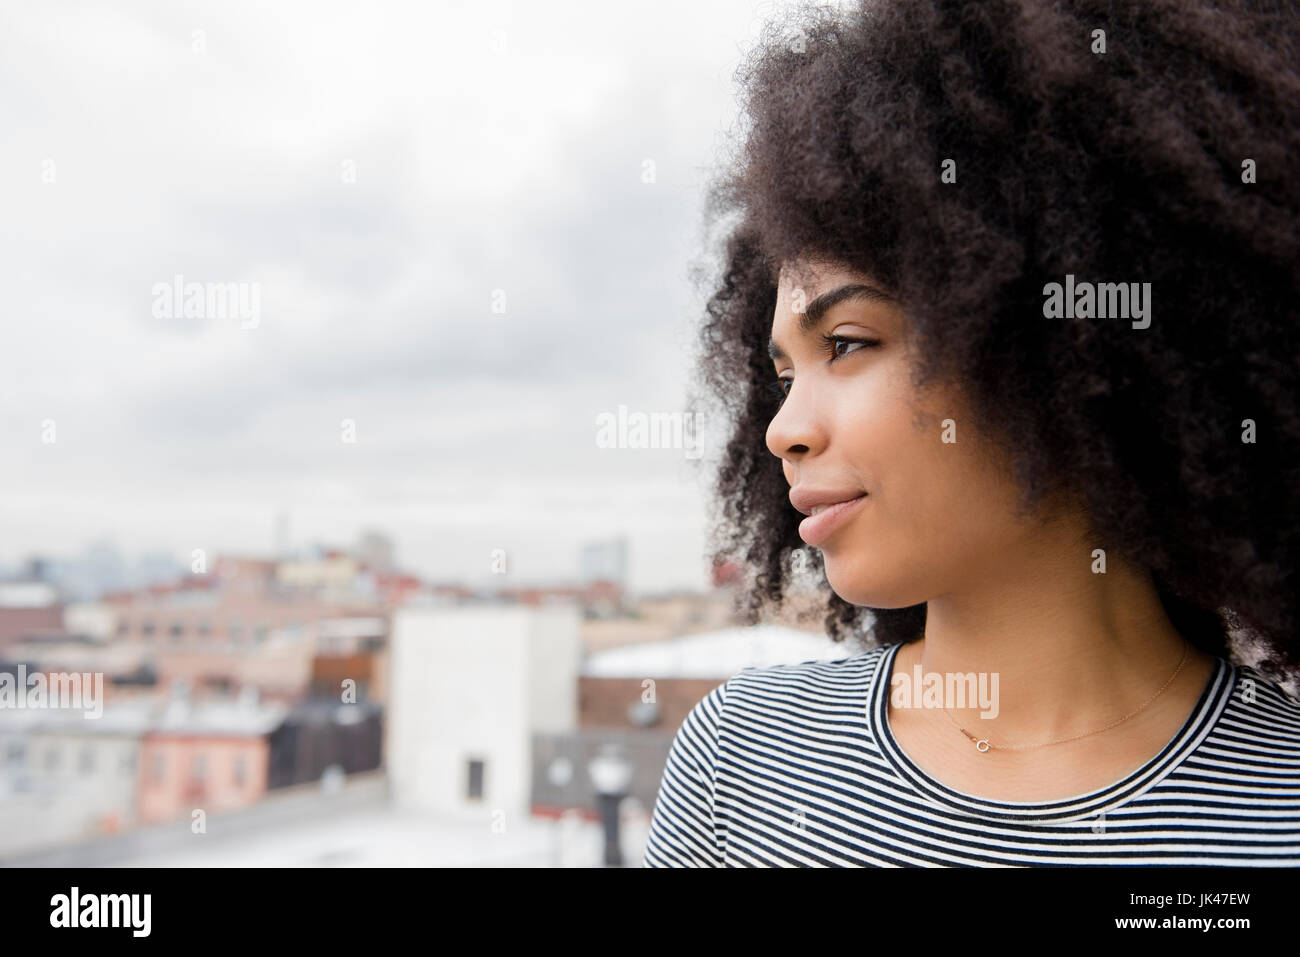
823;553;923;608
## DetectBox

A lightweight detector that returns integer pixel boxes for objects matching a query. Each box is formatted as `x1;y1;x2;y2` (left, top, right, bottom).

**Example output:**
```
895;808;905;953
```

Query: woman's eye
767;337;880;408
822;333;881;359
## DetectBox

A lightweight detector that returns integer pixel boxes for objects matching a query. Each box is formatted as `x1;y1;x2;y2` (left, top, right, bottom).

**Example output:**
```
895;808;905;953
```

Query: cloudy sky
0;0;824;594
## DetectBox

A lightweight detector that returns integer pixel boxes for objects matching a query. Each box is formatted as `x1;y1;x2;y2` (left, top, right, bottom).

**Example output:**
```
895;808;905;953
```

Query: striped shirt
642;641;1300;866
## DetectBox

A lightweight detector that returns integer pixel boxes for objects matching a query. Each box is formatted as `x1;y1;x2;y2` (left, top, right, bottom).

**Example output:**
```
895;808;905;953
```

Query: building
0;582;63;651
354;530;395;575
385;604;581;821
579;588;750;653
0;689;289;856
0;702;151;856
266;699;383;789
532;623;851;817
109;587;385;703
135;690;287;826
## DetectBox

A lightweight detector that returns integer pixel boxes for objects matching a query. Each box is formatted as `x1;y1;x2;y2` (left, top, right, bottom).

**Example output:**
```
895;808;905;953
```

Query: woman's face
764;258;1050;608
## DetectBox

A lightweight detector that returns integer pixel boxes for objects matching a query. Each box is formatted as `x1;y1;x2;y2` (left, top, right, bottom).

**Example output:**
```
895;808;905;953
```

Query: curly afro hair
687;0;1300;688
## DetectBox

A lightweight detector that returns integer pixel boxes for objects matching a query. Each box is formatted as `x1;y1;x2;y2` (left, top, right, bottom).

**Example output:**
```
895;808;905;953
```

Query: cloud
0;0;783;592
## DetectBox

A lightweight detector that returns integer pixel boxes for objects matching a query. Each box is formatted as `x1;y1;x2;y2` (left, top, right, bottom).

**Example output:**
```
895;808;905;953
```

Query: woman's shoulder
1224;659;1300;739
709;644;886;722
730;644;882;685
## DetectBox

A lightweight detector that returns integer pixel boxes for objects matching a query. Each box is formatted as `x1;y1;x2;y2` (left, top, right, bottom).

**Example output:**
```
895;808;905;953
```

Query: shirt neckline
869;639;1235;823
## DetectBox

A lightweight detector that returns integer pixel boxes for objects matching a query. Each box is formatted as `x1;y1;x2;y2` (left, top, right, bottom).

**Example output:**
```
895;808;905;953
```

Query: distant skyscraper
134;551;185;588
355;530;395;574
41;542;131;600
579;536;628;589
274;508;290;559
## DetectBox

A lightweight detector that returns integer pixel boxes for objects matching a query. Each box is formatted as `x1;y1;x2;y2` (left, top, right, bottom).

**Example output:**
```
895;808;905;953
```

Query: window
141;619;155;640
254;624;270;644
198;621;212;641
234;754;247;786
228;621;243;644
170;621;184;643
120;751;136;775
5;741;25;768
467;758;485;800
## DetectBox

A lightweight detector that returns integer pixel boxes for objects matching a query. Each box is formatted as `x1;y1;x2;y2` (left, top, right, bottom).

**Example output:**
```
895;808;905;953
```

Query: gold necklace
938;639;1191;753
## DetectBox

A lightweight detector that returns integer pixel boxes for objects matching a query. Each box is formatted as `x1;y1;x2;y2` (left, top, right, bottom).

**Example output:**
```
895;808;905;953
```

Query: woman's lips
798;494;868;547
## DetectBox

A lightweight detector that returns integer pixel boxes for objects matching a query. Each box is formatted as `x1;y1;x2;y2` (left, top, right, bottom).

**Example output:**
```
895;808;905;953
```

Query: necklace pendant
975;739;990;752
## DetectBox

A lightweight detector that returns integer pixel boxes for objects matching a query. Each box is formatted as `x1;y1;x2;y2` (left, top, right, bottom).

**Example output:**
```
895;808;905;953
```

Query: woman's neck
914;522;1207;743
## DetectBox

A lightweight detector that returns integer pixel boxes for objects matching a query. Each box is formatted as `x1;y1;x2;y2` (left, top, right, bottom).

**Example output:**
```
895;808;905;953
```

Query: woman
644;0;1300;866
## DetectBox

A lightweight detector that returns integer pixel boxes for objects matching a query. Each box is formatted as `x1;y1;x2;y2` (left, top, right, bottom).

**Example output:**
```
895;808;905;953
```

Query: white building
0;581;60;608
63;602;118;641
386;603;580;822
0;699;153;858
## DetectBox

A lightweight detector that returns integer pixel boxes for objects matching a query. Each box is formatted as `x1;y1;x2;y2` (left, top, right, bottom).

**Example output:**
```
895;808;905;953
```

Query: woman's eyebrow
767;282;895;361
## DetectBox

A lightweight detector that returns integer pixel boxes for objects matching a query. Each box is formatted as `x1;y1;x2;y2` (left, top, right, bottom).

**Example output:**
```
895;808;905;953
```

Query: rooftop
581;623;855;678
